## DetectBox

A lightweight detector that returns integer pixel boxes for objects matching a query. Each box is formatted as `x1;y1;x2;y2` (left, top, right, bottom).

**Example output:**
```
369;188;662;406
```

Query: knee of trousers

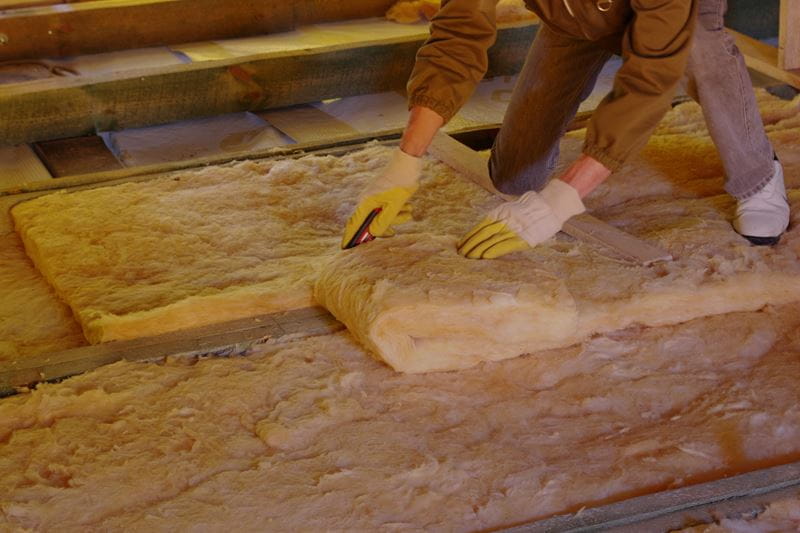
488;147;552;196
689;13;739;61
687;30;739;83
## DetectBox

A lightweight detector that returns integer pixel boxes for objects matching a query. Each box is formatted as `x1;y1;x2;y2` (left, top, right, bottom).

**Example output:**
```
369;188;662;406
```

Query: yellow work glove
457;179;585;259
341;148;422;249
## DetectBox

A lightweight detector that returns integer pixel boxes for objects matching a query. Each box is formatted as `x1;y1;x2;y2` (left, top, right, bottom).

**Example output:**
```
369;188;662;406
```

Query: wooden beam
730;28;800;89
0;22;538;146
0;306;343;397
779;0;800;71
0;0;398;61
428;132;673;265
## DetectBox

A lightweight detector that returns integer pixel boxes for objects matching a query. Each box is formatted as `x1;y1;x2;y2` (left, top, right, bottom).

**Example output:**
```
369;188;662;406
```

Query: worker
342;0;790;258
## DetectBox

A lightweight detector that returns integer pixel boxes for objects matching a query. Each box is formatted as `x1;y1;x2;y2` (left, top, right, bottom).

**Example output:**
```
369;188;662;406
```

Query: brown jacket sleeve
407;0;498;123
584;0;697;171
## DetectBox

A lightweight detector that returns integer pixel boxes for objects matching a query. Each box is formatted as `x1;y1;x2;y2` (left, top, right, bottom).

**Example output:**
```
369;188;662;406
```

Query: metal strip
504;461;800;532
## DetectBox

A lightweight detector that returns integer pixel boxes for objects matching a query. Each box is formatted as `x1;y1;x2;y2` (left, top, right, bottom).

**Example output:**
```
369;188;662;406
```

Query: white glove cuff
383;148;423;189
361;148;422;199
539;179;586;223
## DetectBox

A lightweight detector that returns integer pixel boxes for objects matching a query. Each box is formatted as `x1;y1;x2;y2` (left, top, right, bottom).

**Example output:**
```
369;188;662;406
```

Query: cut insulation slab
315;235;579;372
316;190;800;372
316;90;800;372
11;146;498;344
0;231;86;361
1;303;799;530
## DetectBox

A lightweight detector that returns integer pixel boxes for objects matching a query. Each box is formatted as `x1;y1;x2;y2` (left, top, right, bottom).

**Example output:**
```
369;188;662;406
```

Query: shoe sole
742;234;781;246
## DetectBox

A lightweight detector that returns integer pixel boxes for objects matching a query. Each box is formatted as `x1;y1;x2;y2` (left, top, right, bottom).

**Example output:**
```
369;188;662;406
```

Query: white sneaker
733;159;790;245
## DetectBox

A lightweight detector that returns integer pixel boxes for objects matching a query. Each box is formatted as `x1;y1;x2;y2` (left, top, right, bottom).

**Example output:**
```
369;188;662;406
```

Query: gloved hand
457;179;585;259
341;148;422;249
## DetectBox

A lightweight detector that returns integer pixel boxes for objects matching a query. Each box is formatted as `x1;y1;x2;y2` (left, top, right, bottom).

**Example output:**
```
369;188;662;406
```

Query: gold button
597;0;613;11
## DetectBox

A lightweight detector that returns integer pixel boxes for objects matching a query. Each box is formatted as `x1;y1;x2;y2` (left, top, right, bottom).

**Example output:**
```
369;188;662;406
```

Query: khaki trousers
490;0;775;200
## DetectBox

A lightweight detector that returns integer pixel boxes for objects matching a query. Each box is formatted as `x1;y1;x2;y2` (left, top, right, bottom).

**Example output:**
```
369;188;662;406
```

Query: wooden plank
729;28;800;89
260;104;360;144
564;214;673;265
505;460;800;532
0;0;397;61
0;307;343;397
428;132;673;265
0;0;59;7
33;135;122;177
0;22;538;146
779;0;800;71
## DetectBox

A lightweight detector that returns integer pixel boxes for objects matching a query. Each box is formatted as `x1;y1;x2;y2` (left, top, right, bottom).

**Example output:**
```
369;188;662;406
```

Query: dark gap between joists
33;135;123;178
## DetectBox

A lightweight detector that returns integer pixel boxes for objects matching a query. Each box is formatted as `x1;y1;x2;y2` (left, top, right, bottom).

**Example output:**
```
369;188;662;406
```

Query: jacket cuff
408;94;455;124
581;142;625;172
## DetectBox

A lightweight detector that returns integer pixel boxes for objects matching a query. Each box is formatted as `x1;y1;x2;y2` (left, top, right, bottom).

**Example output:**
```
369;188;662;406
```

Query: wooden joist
0;22;538;146
0;307;343;397
730;28;800;90
0;0;397;61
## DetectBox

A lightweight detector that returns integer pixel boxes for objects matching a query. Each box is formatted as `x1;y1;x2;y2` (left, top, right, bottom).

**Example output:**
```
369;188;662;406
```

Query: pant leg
684;0;775;199
489;24;612;195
